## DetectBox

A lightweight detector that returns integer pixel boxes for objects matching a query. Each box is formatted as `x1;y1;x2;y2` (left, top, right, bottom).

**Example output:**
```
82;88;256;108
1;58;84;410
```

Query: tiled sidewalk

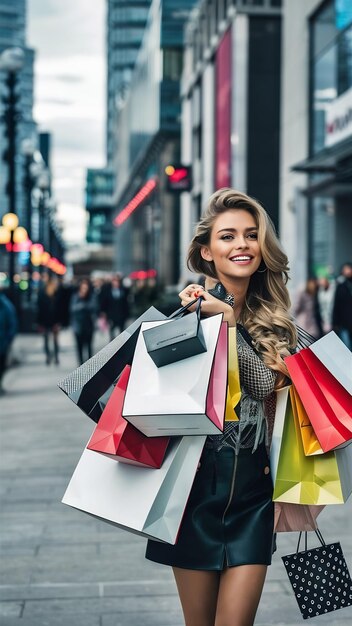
0;332;351;625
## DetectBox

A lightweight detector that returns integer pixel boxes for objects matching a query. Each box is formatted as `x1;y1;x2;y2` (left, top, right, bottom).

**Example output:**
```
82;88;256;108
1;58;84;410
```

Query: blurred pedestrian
131;278;149;317
70;279;97;365
317;276;335;335
0;288;18;395
332;262;352;350
100;274;130;340
37;275;61;365
294;277;323;339
56;276;74;329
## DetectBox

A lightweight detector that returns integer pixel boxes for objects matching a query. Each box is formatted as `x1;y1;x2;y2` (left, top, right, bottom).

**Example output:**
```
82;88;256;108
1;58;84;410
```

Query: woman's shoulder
236;323;257;351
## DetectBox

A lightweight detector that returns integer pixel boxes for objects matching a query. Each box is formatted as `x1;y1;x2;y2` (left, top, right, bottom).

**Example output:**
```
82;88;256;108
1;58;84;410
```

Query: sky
27;0;106;244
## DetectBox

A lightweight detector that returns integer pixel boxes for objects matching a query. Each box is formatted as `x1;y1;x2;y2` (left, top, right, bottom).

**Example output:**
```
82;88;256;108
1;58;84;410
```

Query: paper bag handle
168;297;203;320
296;528;326;553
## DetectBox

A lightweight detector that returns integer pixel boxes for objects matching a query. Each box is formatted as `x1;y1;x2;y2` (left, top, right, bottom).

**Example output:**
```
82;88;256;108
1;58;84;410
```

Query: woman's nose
234;236;248;248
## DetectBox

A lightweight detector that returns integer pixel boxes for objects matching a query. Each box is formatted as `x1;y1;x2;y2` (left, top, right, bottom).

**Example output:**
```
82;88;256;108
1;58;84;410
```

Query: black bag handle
296;529;326;553
168;296;203;320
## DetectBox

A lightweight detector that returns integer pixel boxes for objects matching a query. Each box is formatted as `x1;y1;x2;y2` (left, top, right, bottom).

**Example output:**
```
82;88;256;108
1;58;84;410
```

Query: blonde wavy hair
187;188;297;388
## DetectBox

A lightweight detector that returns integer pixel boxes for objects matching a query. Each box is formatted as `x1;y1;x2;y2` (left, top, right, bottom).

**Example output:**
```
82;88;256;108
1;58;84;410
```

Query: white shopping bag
309;331;352;395
122;314;227;436
62;435;206;544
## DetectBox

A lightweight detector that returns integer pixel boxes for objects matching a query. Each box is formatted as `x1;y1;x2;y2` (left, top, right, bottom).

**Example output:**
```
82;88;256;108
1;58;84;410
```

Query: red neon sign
169;168;188;183
114;178;157;227
129;269;157;280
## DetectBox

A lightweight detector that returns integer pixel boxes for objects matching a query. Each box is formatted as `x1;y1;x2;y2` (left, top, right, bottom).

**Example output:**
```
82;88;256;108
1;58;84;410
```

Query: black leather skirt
145;441;274;571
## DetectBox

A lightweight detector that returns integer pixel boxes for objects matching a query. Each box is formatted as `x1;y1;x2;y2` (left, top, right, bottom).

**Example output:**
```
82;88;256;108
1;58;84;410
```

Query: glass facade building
0;0;36;225
179;0;282;279
112;0;198;284
310;0;352;155
86;168;115;245
106;0;152;164
293;0;352;278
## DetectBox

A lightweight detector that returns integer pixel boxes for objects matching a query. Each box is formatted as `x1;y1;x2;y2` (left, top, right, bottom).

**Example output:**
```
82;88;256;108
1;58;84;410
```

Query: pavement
0;329;351;626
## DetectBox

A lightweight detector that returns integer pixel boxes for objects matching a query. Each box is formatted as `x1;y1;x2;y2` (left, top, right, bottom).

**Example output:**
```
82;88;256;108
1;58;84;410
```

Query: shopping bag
270;387;352;504
282;530;352;619
143;297;207;367
58;307;166;423
122;315;227;436
285;351;352;452
87;365;170;468
225;327;240;422
309;330;352;395
274;502;324;533
290;385;323;456
299;348;352;432
62;435;206;544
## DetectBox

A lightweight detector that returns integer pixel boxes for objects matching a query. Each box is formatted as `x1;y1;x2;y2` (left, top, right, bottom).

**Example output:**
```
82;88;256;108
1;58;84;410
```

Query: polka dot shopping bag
282;529;352;619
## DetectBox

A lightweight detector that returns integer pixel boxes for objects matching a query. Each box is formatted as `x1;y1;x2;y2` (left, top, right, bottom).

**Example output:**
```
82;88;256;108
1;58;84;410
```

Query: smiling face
200;209;262;284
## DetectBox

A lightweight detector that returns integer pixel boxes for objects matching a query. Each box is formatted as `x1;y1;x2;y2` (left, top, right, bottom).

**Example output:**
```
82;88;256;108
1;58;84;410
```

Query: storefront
293;0;352;278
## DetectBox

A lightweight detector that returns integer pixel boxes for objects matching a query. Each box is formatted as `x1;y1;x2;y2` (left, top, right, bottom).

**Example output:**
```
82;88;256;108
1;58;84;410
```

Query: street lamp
0;212;28;297
21;137;37;238
37;169;50;248
0;47;25;215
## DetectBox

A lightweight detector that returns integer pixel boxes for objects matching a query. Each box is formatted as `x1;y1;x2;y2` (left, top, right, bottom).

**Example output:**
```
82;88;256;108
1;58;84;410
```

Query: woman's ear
200;246;213;262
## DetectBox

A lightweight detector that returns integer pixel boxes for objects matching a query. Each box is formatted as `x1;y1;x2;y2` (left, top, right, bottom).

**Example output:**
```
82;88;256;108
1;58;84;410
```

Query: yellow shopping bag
225;327;241;421
290;385;323;456
270;387;352;505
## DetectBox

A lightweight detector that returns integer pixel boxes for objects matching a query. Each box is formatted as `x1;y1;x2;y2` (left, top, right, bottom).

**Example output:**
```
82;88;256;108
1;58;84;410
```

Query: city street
0;331;351;626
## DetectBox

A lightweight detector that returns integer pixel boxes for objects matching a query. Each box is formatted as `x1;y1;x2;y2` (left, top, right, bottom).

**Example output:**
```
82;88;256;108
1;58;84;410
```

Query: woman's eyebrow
216;227;258;234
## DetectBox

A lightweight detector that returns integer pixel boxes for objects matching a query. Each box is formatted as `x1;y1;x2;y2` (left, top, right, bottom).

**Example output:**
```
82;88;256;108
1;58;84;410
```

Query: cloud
39;97;73;106
27;1;107;243
56;201;88;244
55;75;83;84
28;0;105;59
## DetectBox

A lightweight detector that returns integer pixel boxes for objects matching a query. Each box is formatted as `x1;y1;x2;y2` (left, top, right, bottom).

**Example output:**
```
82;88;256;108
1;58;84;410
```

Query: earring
257;263;267;273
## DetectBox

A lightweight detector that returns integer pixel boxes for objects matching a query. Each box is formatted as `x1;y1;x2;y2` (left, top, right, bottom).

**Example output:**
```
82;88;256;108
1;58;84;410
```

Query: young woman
145;188;299;626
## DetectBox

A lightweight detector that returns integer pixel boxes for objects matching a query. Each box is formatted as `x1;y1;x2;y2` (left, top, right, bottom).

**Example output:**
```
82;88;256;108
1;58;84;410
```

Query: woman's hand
178;284;236;326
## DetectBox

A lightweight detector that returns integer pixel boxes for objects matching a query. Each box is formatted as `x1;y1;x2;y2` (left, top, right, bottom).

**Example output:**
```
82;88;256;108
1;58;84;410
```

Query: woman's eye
220;234;233;241
247;232;258;240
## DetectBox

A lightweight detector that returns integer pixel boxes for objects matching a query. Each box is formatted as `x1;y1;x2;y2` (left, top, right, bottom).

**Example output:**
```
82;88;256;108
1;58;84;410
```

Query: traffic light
165;164;192;192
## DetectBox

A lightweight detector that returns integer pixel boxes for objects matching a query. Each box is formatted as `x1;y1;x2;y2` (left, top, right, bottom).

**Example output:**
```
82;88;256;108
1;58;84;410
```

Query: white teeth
231;256;251;261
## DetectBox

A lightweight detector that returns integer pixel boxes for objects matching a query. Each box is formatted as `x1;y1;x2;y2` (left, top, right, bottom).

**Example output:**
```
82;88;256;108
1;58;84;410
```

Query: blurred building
281;0;352;290
179;0;282;281
0;1;65;317
83;1;152;272
112;0;198;285
0;0;36;225
85;168;115;246
107;0;152;165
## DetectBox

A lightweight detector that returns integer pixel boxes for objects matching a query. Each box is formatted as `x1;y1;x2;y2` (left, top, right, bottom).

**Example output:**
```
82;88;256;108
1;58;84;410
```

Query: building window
309;197;335;277
310;0;352;154
163;49;183;81
337;24;352;94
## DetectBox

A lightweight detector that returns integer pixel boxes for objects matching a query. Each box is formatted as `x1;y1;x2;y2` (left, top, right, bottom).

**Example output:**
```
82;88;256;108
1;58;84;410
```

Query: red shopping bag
285;351;352;452
87;365;170;468
299;349;352;432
